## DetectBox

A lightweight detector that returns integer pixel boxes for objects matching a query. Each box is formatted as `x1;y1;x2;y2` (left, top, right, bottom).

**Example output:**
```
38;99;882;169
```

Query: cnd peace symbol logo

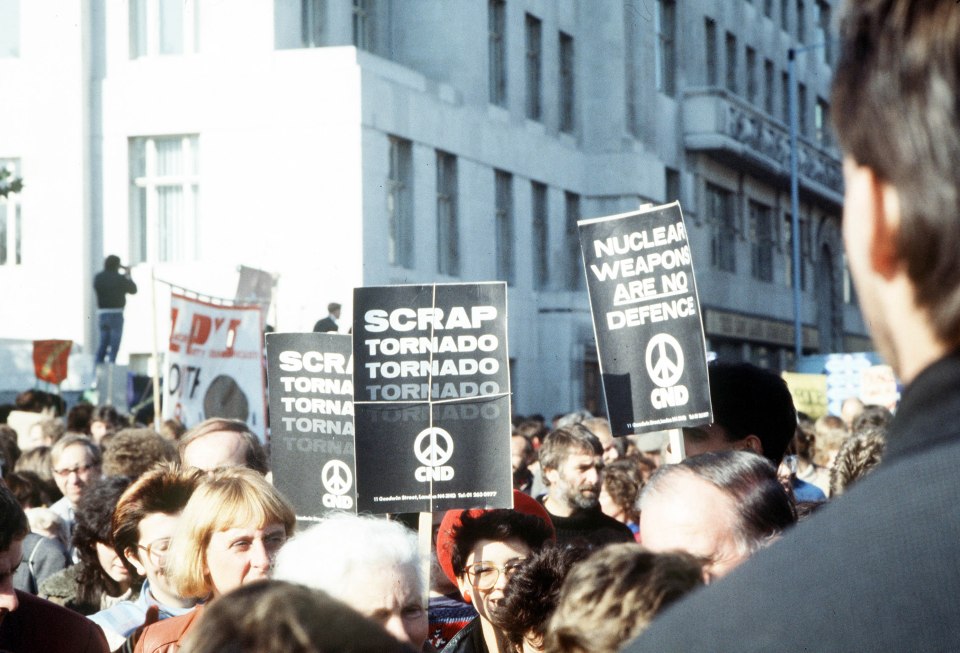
413;427;455;467
321;459;353;496
645;333;685;388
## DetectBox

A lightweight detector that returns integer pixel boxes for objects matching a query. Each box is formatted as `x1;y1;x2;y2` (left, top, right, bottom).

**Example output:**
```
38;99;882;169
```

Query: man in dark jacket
93;254;137;365
625;2;960;649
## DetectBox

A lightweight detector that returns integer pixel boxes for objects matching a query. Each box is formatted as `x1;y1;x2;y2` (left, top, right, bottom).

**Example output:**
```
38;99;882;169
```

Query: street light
788;42;828;361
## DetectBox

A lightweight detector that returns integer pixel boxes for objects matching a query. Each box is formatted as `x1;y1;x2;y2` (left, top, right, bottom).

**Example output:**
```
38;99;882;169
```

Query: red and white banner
164;293;266;441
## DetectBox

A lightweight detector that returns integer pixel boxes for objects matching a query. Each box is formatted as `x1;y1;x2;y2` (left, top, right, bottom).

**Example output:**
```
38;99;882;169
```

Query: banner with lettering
578;202;712;436
164;293;266;440
352;283;513;514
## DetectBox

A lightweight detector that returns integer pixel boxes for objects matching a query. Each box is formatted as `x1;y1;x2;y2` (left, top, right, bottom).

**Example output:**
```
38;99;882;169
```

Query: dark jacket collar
885;351;960;461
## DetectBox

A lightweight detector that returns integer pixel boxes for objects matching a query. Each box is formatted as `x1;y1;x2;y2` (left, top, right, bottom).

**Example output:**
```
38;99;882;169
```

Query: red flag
33;340;72;385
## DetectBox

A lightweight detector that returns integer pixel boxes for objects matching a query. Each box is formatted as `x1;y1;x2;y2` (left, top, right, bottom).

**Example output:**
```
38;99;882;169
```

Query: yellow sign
781;372;829;419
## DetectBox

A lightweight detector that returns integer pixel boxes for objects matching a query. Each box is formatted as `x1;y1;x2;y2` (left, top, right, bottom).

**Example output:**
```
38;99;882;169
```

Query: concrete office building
0;0;864;417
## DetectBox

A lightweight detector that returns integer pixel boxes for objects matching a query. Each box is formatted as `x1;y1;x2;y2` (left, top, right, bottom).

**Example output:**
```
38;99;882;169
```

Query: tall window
488;0;507;106
129;0;199;58
764;59;775;114
707;183;736;273
665;167;681;203
0;0;18;57
785;212;810;290
781;71;790;123
525;13;542;121
655;0;676;96
129;135;200;263
625;6;640;136
798;82;808;136
301;0;325;47
387;136;413;268
532;182;549;289
815;0;832;63
559;32;575;132
352;0;373;51
725;32;737;94
796;0;806;42
705;19;717;86
564;192;582;290
780;0;789;34
436;151;459;276
749;200;774;282
763;0;773;18
746;47;757;104
495;171;514;285
0;158;22;266
815;98;830;146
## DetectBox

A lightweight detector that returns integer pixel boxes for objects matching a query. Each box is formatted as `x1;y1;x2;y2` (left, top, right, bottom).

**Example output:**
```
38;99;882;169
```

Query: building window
749;200;774;282
129;135;200;263
495;171;514;285
798;82;808;136
665;167;680;203
781;0;789;34
707;183;736;273
525;13;542;121
725;32;737;94
0;158;23;266
781;71;790;124
764;0;773;18
796;0;806;42
300;0;325;47
815;0;832;63
564;192;582;290
129;0;199;58
746;47;757;104
488;0;507;106
387;136;413;268
815;98;830;146
559;32;576;132
764;59;775;114
352;0;373;51
0;0;18;57
784;212;809;290
532;182;549;289
436;151;459;276
625;6;640;137
705;19;717;85
655;0;676;97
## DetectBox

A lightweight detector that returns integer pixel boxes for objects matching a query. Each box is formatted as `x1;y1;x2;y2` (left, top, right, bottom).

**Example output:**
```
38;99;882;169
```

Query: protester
101;429;177;479
179;581;416;653
839;396;865;430
26;417;65;449
16;445;61;503
134;467;295;652
850;404;893;435
789;418;830;496
546;544;703;653
510;434;534;494
90;406;125;445
68;401;95;436
12;524;68;595
812;414;848;468
273;513;428;650
597;459;642;540
492;543;590;653
90;465;202;651
626;3;960;648
829;427;887;497
40;476;138;615
312;302;342;333
436;494;555;653
177;418;268;475
537;426;634;546
681;361;796;465
94;254;138;366
0;483;110;652
48;434;103;554
639;451;795;581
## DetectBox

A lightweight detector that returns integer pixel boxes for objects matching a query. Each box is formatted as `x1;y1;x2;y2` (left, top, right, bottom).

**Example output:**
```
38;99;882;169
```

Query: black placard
352;283;512;513
578;202;712;435
266;332;357;521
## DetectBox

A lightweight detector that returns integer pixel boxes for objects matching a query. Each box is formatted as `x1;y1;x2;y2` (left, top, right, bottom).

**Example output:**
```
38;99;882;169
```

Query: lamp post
788;42;827;361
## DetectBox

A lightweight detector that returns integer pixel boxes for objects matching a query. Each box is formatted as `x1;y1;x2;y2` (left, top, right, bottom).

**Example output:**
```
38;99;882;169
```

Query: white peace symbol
321;460;353;496
413;427;454;467
645;333;685;388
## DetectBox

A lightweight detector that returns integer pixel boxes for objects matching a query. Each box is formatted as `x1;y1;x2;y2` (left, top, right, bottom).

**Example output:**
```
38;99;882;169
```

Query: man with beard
538;425;633;546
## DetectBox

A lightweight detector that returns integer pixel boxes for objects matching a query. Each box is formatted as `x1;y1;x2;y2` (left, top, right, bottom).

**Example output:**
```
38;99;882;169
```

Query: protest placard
578;202;711;436
163;293;266;440
352;283;512;514
266;332;356;521
782;372;829;419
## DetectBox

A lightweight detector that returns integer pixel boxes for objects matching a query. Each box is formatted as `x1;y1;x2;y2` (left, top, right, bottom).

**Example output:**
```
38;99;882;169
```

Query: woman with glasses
89;465;202;651
436;492;554;653
134;466;296;653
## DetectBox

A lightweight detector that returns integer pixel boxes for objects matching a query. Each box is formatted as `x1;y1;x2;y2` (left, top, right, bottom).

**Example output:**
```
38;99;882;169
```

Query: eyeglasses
137;538;171;567
53;464;98;479
465;558;527;590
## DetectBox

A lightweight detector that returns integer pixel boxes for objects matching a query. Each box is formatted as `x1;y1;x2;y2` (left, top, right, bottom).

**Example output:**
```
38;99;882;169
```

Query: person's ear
456;576;473;604
124;548;147;577
740;434;763;456
865;166;902;279
544;467;559;486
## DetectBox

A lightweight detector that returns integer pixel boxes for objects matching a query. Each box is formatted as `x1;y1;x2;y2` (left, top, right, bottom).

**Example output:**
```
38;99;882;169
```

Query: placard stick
665;428;685;464
418;511;432;606
150;266;162;432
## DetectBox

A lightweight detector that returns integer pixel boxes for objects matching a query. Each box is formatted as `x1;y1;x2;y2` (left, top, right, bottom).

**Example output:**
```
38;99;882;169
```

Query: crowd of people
2;0;959;650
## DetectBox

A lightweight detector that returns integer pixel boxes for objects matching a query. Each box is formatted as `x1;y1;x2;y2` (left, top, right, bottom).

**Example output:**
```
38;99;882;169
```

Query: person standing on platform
93;255;137;366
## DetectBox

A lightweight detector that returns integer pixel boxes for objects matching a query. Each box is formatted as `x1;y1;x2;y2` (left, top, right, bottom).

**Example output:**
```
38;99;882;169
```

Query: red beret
435;490;555;587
